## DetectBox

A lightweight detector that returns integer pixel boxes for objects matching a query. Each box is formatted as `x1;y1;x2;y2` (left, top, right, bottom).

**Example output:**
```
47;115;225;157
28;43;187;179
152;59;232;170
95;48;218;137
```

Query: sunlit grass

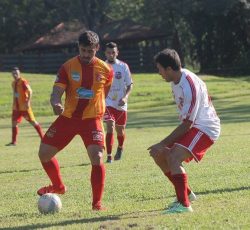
0;72;250;229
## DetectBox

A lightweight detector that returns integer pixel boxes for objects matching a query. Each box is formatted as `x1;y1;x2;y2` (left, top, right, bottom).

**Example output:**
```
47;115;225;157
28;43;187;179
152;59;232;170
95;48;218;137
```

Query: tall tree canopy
0;0;249;74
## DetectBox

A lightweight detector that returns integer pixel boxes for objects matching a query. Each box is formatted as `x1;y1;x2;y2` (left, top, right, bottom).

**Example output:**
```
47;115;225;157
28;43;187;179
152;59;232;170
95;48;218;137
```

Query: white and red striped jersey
171;69;221;141
106;59;133;111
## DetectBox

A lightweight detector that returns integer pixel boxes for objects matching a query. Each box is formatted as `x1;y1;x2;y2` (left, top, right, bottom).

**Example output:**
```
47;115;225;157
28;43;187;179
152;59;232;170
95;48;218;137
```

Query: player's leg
114;110;127;160
25;108;44;139
6;110;21;146
164;146;193;213
37;116;75;195
81;118;106;211
105;120;115;163
163;128;213;213
103;107;115;163
37;143;66;195
87;145;106;211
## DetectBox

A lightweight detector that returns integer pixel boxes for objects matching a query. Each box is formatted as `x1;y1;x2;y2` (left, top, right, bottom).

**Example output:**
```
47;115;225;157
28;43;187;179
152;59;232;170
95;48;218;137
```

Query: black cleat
114;147;123;160
5;142;16;146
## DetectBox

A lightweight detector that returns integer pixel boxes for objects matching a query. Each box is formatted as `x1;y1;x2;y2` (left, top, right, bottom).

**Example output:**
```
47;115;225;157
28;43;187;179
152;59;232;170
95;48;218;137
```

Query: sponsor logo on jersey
115;72;122;79
96;74;102;82
46;127;57;138
76;87;94;99
92;130;103;141
71;72;80;81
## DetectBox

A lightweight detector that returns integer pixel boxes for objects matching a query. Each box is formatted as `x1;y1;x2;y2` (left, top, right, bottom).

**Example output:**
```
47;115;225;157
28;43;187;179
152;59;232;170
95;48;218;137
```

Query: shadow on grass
2;186;249;229
135;186;250;202
1;103;250;133
0;163;90;175
2;208;163;230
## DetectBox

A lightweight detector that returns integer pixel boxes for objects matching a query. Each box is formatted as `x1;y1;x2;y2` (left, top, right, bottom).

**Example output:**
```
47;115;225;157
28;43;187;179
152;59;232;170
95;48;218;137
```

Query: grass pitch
0;72;249;229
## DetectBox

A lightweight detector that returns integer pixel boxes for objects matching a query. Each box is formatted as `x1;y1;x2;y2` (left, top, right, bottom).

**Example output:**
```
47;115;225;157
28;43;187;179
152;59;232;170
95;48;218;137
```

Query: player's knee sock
117;134;125;148
91;164;105;208
41;157;64;189
171;173;190;207
12;126;18;144
164;171;174;185
106;133;114;156
34;124;44;139
164;171;192;194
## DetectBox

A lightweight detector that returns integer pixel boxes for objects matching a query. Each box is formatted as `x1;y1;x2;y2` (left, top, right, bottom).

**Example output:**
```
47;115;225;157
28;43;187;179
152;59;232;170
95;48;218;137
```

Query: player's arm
104;65;114;98
160;120;192;146
147;120;192;157
23;81;32;109
118;83;133;106
50;86;65;115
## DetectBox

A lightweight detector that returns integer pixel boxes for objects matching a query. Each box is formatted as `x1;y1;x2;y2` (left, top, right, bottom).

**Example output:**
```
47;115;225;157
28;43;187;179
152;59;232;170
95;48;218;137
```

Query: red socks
171;173;190;207
106;133;114;155
12;126;18;144
41;157;64;189
91;164;106;208
117;134;125;148
34;124;44;139
164;171;192;195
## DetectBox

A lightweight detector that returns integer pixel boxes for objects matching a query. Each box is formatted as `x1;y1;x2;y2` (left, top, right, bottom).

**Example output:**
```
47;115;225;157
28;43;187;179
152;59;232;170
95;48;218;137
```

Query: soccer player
148;49;221;214
6;67;43;146
103;42;133;163
37;31;114;211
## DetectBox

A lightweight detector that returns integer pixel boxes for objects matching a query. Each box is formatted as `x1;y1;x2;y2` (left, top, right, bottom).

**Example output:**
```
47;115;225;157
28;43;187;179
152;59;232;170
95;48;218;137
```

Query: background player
103;42;133;163
37;31;113;211
6;67;43;146
148;49;220;213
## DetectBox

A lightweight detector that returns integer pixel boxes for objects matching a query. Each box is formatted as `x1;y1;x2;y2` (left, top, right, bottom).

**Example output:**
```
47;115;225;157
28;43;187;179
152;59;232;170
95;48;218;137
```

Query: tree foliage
0;0;249;74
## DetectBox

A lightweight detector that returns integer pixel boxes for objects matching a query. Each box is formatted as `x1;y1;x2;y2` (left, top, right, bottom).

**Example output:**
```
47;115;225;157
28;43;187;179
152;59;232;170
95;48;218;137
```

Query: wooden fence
0;47;162;73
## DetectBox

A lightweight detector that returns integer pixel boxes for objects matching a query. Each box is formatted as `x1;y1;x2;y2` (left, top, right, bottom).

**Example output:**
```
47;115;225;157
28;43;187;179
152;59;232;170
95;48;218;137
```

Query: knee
38;144;57;163
106;124;114;133
167;151;182;166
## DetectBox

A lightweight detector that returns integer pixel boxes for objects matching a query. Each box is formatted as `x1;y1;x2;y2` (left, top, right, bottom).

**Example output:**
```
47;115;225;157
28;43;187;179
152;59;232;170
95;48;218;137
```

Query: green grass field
0;72;250;229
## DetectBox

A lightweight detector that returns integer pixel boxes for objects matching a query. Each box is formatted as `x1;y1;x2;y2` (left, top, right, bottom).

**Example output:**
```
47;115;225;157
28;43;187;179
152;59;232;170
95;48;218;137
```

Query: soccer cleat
92;205;107;211
106;155;112;163
167;191;197;208
37;185;66;196
163;202;193;214
114;147;123;160
5;142;16;146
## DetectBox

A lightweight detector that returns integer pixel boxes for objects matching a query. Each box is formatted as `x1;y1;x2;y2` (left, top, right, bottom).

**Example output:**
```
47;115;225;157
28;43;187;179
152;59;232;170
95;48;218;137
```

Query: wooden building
1;19;169;73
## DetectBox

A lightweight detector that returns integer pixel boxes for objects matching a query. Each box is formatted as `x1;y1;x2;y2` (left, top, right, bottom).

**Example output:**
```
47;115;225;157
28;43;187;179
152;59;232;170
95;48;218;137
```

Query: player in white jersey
148;49;220;214
103;42;133;163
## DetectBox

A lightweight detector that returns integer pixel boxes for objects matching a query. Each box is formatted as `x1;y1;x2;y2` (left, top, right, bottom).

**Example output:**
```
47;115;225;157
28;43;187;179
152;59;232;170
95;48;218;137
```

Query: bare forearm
50;86;64;106
50;86;65;115
160;121;192;146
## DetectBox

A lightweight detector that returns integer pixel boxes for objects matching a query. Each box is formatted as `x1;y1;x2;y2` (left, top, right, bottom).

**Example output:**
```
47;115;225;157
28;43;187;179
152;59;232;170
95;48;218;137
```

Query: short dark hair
154;49;181;71
78;30;99;46
105;42;118;49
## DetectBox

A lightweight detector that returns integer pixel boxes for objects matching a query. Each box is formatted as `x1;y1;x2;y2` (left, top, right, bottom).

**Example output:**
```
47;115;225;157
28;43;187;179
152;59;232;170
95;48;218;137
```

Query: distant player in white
148;49;220;214
103;42;133;163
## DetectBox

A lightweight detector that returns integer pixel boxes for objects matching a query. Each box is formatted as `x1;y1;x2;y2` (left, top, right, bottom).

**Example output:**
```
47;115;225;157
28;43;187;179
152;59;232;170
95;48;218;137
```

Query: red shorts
169;127;214;163
12;109;35;123
42;116;104;150
103;106;127;126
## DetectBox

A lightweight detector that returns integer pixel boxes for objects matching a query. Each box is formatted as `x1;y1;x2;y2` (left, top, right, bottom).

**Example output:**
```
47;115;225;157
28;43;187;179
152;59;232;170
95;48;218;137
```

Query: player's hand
118;96;127;106
52;103;64;115
147;142;165;157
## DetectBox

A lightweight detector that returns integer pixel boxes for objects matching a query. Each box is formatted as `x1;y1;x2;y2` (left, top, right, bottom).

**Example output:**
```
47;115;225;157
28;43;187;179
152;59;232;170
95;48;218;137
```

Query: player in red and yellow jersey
37;31;114;211
6;67;44;146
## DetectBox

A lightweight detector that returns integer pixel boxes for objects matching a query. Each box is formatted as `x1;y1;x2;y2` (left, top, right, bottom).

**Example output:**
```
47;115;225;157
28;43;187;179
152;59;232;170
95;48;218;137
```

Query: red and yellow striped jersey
55;56;114;120
12;77;31;111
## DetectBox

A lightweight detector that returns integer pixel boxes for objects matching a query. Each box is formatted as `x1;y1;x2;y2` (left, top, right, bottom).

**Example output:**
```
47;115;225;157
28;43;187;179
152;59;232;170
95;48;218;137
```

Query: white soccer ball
38;193;62;214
